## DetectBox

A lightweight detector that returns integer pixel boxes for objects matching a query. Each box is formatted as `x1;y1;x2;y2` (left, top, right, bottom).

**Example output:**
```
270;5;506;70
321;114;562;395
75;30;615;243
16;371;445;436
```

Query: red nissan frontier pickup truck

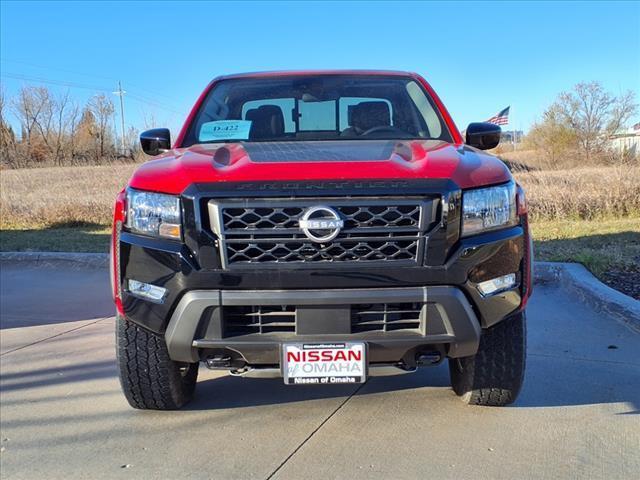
112;70;532;409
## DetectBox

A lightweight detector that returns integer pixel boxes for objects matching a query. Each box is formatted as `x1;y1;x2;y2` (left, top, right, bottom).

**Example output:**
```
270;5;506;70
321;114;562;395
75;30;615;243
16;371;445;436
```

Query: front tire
449;311;526;406
116;315;198;410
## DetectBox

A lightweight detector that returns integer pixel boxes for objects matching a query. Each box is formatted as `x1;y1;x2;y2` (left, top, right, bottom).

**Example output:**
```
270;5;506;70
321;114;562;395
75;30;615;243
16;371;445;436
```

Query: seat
245;105;285;141
342;101;391;137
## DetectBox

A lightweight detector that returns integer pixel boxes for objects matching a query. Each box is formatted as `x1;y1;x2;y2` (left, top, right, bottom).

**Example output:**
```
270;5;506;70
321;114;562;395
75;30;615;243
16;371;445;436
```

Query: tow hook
416;352;442;366
205;355;232;369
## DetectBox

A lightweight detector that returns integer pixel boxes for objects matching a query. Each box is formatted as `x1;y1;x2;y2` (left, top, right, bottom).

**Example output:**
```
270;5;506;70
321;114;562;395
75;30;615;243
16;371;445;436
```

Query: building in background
501;130;524;144
609;123;640;156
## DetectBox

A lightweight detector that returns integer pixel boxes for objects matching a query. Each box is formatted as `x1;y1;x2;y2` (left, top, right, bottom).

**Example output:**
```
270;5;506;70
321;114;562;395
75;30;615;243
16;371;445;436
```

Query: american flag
486;106;510;126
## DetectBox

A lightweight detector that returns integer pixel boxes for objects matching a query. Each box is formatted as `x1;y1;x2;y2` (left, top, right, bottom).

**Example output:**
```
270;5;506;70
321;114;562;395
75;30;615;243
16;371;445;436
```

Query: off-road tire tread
449;312;526;406
116;315;198;410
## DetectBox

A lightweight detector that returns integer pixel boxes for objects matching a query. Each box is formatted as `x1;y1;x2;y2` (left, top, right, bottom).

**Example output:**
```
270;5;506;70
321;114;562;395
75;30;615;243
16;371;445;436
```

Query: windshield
181;75;453;146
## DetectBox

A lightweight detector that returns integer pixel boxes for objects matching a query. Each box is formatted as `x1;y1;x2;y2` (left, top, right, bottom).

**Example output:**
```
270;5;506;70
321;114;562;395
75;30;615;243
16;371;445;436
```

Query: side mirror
465;122;501;150
140;128;171;156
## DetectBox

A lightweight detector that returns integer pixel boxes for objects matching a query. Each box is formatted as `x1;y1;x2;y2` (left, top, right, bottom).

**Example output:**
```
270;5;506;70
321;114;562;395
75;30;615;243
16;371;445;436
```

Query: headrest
246;105;285;140
349;101;391;133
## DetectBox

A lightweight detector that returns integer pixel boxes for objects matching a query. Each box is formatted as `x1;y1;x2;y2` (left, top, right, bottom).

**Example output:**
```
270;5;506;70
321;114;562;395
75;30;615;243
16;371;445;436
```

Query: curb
535;262;640;333
0;252;108;269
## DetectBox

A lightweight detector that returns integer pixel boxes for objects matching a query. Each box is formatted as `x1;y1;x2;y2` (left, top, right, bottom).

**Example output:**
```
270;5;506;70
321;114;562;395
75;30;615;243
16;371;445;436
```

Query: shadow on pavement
185;358;640;412
1;354;638;414
0;360;115;392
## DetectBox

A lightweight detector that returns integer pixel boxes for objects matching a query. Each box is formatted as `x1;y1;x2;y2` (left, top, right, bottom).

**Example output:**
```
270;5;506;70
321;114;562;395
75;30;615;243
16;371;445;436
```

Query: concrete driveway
0;262;639;479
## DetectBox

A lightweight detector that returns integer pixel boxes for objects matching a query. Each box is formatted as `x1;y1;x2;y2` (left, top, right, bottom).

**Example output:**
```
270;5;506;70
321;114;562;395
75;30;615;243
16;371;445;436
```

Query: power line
0;72;113;92
0;58;179;102
1;58;118;82
0;72;182;114
126;93;182;114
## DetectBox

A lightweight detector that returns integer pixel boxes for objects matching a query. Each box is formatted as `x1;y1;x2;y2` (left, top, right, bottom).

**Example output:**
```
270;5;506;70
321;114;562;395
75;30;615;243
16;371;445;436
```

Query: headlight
126;189;182;239
462;182;517;237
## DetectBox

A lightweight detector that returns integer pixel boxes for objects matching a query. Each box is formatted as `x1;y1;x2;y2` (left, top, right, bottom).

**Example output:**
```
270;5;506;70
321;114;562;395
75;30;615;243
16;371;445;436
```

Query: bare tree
11;86;45;160
75;107;98;163
553;82;637;161
125;125;140;159
525;106;578;166
65;101;81;163
142;109;158;130
11;88;79;165
607;90;637;136
88;94;115;159
48;91;74;165
30;87;56;153
0;86;18;168
5;85;131;167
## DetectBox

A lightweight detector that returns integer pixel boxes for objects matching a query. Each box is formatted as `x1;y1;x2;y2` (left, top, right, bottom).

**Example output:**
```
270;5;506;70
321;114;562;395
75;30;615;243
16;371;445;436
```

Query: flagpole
512;105;516;151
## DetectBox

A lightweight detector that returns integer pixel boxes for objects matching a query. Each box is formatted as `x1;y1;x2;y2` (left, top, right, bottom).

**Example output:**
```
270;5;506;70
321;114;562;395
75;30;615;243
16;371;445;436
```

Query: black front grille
223;305;296;336
221;302;424;337
209;197;434;267
226;240;418;263
222;204;421;230
351;302;423;333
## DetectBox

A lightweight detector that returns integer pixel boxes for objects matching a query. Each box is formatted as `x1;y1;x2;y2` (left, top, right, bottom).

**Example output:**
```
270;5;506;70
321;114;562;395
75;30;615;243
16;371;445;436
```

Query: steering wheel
360;125;412;138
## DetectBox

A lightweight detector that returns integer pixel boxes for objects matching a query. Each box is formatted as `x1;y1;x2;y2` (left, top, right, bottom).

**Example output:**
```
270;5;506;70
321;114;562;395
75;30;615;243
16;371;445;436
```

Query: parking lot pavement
0;265;639;480
0;262;113;328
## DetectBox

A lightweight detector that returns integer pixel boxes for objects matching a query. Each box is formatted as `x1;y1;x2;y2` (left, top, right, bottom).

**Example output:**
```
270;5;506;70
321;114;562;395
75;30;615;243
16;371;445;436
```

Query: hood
128;140;512;194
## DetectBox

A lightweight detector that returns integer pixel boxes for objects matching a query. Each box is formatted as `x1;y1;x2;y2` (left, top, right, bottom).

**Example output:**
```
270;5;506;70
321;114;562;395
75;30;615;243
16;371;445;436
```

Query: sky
1;0;639;138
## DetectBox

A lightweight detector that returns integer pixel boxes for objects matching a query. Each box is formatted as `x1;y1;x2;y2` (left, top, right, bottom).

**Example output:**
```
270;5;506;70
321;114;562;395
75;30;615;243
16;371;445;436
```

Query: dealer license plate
283;342;366;385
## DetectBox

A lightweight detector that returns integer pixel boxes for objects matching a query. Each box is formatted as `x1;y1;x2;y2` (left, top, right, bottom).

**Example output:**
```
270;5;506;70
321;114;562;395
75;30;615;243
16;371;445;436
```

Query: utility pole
112;110;118;152
113;82;126;155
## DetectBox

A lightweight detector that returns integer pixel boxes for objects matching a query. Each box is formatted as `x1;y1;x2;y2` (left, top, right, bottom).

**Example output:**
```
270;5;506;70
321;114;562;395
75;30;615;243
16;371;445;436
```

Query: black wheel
449;311;526;406
116;314;198;410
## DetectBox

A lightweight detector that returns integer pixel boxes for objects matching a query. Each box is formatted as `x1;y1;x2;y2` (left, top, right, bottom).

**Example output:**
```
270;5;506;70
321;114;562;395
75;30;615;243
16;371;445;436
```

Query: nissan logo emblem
298;206;344;243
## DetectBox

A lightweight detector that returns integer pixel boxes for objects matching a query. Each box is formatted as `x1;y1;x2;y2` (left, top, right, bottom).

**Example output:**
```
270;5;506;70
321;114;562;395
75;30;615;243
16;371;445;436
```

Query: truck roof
215;69;419;81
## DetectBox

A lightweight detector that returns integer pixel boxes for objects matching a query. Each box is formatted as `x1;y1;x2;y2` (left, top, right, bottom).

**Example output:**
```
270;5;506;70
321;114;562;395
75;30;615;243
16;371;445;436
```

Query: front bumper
165;286;481;363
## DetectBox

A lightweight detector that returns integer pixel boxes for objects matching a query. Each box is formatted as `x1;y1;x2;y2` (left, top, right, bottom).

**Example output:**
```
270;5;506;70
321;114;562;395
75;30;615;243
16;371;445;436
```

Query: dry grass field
1;161;639;229
516;165;640;219
0;164;137;229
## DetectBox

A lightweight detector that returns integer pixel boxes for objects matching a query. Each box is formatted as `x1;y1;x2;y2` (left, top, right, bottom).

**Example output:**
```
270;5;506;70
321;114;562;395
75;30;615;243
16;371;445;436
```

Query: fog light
476;273;517;297
127;279;167;303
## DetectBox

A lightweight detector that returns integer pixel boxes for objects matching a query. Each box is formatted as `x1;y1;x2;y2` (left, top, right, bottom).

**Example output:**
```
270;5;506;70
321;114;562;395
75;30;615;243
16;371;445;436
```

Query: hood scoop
213;146;232;166
243;140;396;163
